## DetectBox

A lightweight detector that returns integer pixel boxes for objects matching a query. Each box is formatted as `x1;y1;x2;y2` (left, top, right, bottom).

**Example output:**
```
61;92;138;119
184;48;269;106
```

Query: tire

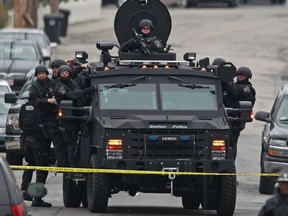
182;194;201;209
216;165;237;216
259;175;276;195
87;154;109;213
6;151;23;165
116;0;127;7
63;173;82;207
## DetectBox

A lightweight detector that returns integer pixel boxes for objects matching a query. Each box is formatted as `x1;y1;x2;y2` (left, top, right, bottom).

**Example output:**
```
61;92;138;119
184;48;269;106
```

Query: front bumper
5;135;21;151
103;158;234;173
264;153;288;173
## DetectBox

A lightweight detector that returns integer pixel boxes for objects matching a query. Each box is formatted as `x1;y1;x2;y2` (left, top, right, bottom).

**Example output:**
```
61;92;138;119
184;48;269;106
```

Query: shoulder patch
58;86;67;95
243;86;251;93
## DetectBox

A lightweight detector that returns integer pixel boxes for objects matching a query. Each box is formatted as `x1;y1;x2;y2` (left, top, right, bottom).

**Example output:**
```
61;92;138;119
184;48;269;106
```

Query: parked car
0;156;28;216
4;69;55;165
0;79;12;152
0;28;57;64
255;83;288;194
0;39;48;92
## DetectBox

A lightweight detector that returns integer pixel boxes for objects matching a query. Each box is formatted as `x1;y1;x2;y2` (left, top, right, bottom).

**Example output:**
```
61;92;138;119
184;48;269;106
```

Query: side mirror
255;111;271;123
5;93;17;104
226;101;253;123
43;56;51;62
27;183;47;199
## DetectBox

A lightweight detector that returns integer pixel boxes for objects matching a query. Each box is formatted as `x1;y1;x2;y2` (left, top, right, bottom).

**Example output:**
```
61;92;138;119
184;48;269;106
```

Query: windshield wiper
100;76;146;91
19;96;28;99
178;83;209;89
169;76;209;89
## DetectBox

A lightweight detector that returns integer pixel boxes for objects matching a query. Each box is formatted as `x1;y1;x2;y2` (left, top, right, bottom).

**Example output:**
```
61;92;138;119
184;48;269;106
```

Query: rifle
132;28;151;54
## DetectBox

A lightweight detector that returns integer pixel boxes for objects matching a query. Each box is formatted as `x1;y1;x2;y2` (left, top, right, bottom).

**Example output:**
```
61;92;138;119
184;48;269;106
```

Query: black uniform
29;78;68;167
120;35;165;53
224;79;256;159
258;192;288;216
19;84;51;200
54;76;94;167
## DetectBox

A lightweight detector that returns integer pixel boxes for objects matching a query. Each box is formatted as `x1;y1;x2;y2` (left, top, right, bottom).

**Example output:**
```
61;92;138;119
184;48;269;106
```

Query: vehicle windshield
99;84;157;110
0;43;37;60
0;32;47;49
0;85;11;93
99;83;217;111
18;82;33;99
275;96;288;124
160;84;217;110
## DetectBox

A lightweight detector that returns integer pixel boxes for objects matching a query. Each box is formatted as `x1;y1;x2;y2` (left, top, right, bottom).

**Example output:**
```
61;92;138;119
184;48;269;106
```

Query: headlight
0;127;6;133
268;139;287;147
6;113;20;131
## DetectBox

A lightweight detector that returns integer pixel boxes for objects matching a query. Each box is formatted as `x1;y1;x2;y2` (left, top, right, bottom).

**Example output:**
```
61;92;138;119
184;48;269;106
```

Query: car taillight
6;113;20;131
11;204;25;216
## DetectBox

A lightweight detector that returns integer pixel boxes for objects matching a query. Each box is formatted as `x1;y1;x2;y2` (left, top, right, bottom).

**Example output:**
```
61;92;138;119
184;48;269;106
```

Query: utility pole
14;0;26;27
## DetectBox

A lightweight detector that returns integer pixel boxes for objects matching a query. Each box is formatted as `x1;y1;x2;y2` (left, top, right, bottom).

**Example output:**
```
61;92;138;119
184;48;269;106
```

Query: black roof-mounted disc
114;0;172;46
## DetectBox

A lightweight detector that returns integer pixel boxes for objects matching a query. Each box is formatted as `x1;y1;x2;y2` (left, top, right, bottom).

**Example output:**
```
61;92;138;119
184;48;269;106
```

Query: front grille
126;130;208;159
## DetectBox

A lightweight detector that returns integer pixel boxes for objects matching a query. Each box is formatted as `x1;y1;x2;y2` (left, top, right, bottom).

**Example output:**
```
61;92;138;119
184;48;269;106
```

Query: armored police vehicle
60;1;252;215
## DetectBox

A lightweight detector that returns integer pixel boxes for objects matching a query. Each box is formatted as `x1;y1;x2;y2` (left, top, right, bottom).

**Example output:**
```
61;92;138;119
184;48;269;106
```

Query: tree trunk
14;0;26;28
50;0;59;14
26;0;38;28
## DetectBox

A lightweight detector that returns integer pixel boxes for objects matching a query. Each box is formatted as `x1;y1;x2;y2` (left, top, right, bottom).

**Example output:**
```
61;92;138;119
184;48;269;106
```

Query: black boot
22;191;33;201
31;198;52;207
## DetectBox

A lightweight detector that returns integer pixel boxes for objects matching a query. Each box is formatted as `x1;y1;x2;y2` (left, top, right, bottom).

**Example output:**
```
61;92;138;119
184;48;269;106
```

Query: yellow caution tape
10;165;279;177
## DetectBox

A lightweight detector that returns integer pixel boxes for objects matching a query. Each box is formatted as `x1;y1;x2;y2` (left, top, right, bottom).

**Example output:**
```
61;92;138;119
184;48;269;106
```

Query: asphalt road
10;2;288;216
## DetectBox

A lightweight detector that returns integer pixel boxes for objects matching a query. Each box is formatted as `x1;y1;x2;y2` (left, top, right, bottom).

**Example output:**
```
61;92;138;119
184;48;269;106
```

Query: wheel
6;151;23;165
216;165;237;216
87;154;109;213
182;193;201;209
63;173;82;207
259;175;276;195
116;0;127;7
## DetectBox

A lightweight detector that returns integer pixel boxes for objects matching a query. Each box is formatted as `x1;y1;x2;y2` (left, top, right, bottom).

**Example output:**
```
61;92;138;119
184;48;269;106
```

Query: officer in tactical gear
51;59;67;81
54;65;96;167
224;66;256;160
20;65;54;207
258;168;288;216
119;19;165;53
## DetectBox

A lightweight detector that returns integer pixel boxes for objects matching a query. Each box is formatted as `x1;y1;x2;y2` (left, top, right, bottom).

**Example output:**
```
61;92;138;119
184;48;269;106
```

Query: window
275;96;288;124
160;84;217;111
99;84;157;110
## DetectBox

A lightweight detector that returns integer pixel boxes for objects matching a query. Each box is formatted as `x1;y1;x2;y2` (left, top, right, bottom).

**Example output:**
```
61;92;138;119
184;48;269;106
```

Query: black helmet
236;66;252;79
51;59;67;69
34;65;49;76
212;58;225;66
58;65;71;74
277;169;288;182
138;19;154;30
